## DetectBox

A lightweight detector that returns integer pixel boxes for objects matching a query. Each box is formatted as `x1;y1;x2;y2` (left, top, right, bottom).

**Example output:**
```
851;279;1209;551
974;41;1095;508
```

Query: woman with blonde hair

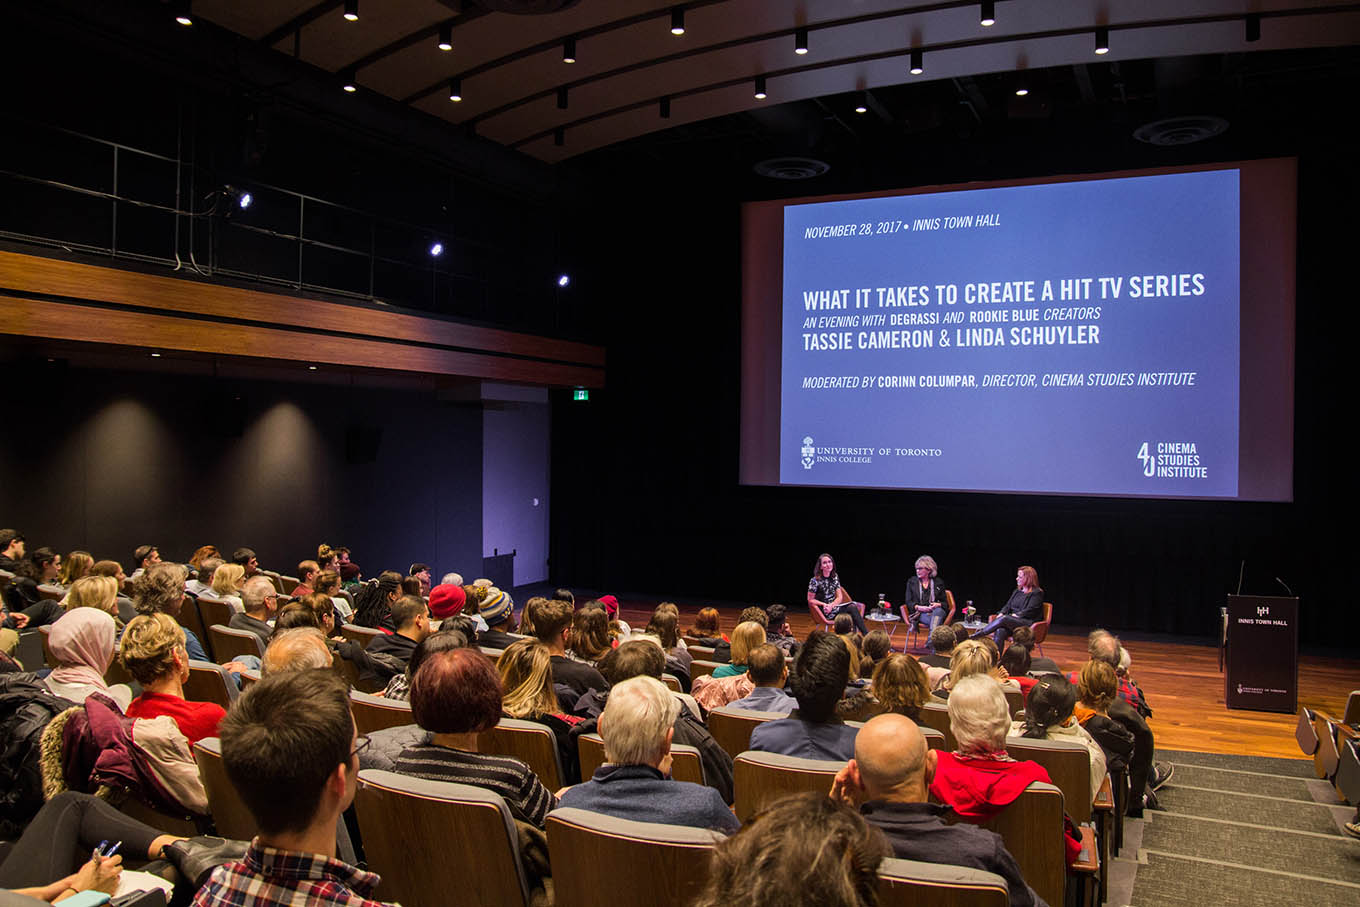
499;637;583;783
57;551;94;587
711;621;766;679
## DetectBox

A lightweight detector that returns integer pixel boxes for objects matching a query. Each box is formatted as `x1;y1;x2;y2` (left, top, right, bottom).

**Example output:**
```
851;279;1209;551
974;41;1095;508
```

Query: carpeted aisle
1112;749;1360;906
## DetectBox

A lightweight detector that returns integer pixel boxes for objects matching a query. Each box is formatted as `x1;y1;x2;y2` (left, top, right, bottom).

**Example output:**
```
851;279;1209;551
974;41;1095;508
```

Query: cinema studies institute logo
801;436;815;470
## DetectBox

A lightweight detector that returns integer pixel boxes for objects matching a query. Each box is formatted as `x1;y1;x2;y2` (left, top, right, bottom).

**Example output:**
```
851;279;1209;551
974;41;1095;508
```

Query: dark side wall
0;363;483;582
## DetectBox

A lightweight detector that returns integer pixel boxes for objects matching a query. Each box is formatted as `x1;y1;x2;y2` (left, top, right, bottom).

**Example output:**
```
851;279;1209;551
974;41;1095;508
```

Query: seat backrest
877;857;1009;907
481;717;564;790
208;625;266;660
576;733;705;786
732;750;843;823
356;769;530;907
918;700;957;751
1003;736;1094;823
341;623;383;649
546;807;720;907
707;706;783;759
193;737;257;841
973;782;1066;907
175;595;212;660
184;660;237;709
689;659;721;680
195;597;237;634
1296;707;1319;756
350;690;415;735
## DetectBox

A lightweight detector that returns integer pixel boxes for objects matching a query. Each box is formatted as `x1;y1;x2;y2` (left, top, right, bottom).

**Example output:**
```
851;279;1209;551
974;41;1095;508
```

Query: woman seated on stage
808;553;867;635
903;554;950;635
972;565;1044;646
1011;674;1106;808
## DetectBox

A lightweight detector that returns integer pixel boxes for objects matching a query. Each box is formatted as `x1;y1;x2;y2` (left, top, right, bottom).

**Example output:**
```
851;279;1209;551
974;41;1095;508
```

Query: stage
591;596;1360;761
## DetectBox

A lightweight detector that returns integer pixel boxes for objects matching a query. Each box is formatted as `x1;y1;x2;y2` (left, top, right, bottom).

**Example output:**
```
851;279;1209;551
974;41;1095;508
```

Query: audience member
499;638;585;784
359;595;431;688
764;603;800;657
692;792;888;907
194;669;396;907
727;643;796;713
711;620;766;678
132;563;208;661
829;713;1043;907
529;596;608;698
477;588;521;649
1012;675;1106;808
56;550;94;588
41;608;134;710
929;676;1051;822
557;676;739;832
119;613;226;744
394;648;557;827
229;576;280;649
292;560;320;596
868;653;930;721
262;627;333;675
749;631;858;760
186;556;222;598
1011;626;1059;673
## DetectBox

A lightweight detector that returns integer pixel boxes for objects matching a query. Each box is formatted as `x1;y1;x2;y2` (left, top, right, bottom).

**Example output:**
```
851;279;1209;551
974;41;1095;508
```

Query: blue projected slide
779;170;1241;497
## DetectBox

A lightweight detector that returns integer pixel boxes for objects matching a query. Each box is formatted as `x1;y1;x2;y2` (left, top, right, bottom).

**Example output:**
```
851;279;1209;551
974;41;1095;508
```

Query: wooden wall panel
0;250;605;381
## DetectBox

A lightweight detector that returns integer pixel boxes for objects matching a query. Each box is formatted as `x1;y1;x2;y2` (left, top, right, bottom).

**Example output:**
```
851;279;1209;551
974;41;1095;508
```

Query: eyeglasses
350;734;371;759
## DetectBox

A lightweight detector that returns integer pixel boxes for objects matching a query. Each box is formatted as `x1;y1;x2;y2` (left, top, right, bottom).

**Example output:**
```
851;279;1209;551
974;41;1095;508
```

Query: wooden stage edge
609;601;1360;761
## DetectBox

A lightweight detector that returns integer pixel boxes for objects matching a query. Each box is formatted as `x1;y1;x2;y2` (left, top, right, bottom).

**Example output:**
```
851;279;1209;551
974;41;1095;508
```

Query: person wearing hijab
41;608;134;710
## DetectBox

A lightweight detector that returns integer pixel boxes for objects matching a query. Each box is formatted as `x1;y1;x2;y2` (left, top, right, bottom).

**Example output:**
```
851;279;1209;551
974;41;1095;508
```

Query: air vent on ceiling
753;157;831;180
1133;115;1229;146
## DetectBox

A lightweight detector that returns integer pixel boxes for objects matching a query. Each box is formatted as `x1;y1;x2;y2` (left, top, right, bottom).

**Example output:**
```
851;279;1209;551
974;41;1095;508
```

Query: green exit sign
573;389;589;402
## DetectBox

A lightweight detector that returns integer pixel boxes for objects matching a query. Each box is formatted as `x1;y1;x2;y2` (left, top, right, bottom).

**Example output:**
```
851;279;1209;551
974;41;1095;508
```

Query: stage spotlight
910;48;923;75
795;27;809;55
671;8;685;35
1246;14;1261;42
344;0;359;22
438;23;452;51
448;78;462;101
660;96;671;118
1094;27;1110;55
754;75;767;99
557;87;568;109
173;1;193;26
558;274;571;287
980;1;995;27
341;69;357;92
429;242;444;257
563;37;576;63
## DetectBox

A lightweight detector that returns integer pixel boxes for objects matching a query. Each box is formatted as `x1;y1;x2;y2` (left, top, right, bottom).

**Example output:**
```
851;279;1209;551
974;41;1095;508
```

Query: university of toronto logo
801;436;815;470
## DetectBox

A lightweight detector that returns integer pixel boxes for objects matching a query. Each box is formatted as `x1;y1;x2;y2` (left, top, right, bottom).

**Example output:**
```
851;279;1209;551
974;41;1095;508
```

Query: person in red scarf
929;675;1081;866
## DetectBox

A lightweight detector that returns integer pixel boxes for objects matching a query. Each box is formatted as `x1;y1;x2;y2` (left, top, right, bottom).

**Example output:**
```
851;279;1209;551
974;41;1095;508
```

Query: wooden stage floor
615;602;1360;761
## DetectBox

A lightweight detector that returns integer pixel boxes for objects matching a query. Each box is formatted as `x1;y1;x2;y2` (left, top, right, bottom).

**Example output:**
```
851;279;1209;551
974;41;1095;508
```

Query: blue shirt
556;764;740;833
728;686;797;714
748;714;858;761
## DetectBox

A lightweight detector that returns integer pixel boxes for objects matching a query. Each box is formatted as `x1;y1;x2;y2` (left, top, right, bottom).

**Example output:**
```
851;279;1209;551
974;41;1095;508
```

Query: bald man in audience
830;713;1044;907
262;628;333;676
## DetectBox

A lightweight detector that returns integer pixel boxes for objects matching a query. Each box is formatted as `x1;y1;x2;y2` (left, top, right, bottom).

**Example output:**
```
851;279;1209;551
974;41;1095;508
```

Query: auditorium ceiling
161;1;1359;164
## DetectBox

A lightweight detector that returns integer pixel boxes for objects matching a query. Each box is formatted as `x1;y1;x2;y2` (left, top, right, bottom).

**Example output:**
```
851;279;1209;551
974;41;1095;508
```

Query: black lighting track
506;3;1360;150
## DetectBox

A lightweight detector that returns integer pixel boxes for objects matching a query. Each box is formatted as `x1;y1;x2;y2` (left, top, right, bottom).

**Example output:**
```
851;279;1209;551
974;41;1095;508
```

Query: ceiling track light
660;96;671;118
557;87;568;109
909;48;923;74
563;37;577;63
438;23;452;51
554;128;565;147
448;78;462;101
173;0;193;26
341;68;357;92
344;0;359;22
671;7;685;36
1094;26;1109;55
1246;13;1261;42
754;75;767;99
795;27;809;55
980;1;995;27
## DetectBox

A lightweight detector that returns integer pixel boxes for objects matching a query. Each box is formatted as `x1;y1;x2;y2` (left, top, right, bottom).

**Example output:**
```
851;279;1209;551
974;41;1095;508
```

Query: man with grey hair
1076;629;1168;814
830;713;1043;907
229;575;279;649
555;676;739;832
262;627;333;675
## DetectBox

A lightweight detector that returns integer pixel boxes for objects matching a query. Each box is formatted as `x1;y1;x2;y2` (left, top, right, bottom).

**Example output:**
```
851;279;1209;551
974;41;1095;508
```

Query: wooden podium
1224;594;1298;713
